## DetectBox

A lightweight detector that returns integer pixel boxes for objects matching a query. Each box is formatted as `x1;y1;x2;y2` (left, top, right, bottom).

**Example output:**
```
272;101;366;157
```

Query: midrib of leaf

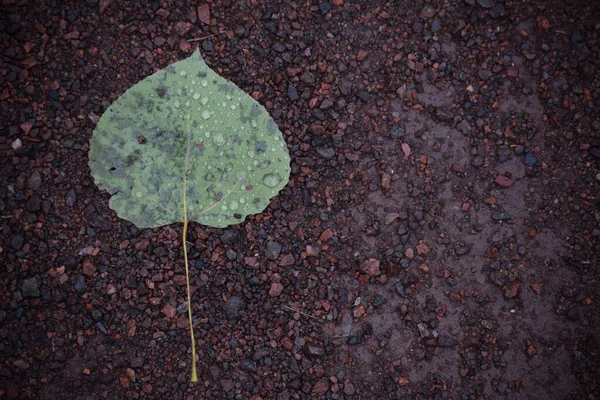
182;115;198;382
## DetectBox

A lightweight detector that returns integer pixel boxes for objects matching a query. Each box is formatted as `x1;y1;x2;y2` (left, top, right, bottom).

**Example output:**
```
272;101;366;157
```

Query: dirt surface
1;0;600;399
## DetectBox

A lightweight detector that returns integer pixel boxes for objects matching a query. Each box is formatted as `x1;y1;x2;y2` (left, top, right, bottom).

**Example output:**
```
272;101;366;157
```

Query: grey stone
457;120;472;134
22;277;40;298
26;170;42;190
316;147;336;160
66;189;77;206
305;343;325;357
266;241;282;260
477;0;495;8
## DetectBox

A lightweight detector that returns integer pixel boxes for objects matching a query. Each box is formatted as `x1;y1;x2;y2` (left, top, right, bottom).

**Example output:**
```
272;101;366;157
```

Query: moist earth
1;0;599;399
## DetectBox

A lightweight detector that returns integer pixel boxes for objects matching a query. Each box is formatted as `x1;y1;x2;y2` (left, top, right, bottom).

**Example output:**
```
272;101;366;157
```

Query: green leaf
88;49;291;229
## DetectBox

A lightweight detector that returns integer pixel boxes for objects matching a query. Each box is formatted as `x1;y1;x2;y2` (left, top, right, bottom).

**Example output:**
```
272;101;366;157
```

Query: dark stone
456;120;471;134
356;90;370;101
226;249;237;261
471;156;484;167
514;145;525;155
524;153;537;166
319;2;331;14
492;211;511;222
74;275;86;293
301;71;314;84
26;195;42;212
66;189;77;206
497;146;510;162
95;322;108;335
454;243;471;256
287;86;299;101
241;358;258;373
220;230;238;245
305;343;325;357
477;0;495;8
395;282;406;298
320;99;334;110
266;241;282;260
65;9;79;22
6;14;21;35
489;4;505;18
11;234;24;250
223;295;247;322
390;126;405;139
570;32;584;44
431;19;442;33
348;336;359;345
22;277;40;298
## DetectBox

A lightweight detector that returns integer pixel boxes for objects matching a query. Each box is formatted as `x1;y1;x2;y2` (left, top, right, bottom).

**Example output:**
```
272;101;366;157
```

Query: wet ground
1;0;599;399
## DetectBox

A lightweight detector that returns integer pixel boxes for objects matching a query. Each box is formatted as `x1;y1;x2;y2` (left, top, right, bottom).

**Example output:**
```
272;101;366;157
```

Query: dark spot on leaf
110;167;116;171
255;141;267;154
215;192;223;201
127;154;139;166
250;104;262;117
197;70;207;78
138;136;147;144
233;213;242;219
156;88;165;97
245;184;253;191
204;171;215;181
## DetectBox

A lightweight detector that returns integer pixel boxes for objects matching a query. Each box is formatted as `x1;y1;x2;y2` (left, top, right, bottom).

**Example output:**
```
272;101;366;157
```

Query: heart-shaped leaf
88;49;290;229
88;49;291;382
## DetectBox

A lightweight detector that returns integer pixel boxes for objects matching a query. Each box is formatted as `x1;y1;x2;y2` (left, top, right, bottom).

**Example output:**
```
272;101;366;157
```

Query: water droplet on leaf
263;173;281;188
214;134;225;146
202;110;211;119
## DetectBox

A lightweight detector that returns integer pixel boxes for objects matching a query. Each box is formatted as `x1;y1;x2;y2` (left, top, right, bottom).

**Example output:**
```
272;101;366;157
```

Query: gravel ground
1;0;600;399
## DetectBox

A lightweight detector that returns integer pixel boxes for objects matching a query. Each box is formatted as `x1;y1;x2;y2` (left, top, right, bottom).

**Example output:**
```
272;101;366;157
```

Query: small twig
281;305;321;321
187;34;215;42
0;215;12;219
563;257;588;268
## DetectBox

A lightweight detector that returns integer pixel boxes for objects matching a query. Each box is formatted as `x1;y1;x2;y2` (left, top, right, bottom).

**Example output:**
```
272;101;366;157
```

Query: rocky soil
1;0;599;399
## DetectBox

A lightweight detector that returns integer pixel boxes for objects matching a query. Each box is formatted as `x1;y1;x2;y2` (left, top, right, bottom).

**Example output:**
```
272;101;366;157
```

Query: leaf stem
182;218;197;382
183;114;198;383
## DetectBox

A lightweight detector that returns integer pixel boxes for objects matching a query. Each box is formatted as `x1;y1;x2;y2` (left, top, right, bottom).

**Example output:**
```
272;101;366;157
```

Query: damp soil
1;0;600;399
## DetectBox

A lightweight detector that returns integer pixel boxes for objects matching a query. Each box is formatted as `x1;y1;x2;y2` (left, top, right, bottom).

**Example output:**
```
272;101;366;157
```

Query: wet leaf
88;49;291;229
